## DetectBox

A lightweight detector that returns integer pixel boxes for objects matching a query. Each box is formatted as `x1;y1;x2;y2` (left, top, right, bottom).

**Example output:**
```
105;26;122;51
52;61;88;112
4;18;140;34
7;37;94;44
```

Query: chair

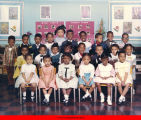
95;83;113;102
114;83;133;103
38;68;57;103
20;84;38;104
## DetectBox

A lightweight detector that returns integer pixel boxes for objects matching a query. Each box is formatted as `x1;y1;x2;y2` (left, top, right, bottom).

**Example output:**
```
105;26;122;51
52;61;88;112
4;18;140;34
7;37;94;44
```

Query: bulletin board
66;21;94;43
109;1;141;40
36;21;64;43
0;1;24;40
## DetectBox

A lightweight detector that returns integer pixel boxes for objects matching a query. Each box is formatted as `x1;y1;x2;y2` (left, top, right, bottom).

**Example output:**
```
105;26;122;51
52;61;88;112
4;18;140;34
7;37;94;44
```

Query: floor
0;74;141;115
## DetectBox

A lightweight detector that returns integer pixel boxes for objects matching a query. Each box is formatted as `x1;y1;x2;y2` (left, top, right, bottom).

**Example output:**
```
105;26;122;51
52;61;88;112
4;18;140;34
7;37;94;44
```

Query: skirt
78;73;94;86
94;77;115;84
56;74;78;89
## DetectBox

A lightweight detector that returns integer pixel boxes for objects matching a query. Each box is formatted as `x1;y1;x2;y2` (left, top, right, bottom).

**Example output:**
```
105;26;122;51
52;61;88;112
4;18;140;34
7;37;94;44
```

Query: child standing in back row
3;35;17;89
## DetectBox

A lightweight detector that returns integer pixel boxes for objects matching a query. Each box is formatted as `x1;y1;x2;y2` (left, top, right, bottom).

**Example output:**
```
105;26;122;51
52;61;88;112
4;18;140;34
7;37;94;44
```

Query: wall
0;0;141;47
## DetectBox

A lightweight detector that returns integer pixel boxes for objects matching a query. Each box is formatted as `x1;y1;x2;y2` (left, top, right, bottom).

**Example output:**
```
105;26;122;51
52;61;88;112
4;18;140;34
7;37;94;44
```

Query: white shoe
119;96;124;103
122;97;126;102
100;93;105;103
107;99;112;105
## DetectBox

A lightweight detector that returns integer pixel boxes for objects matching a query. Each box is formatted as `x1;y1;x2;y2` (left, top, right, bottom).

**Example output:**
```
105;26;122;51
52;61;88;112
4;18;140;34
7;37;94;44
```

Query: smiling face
67;32;73;40
83;55;91;65
47;34;54;43
95;46;103;56
101;57;108;66
26;56;33;64
39;47;46;55
63;56;71;65
107;33;114;42
111;46;119;56
21;47;29;56
51;47;59;54
80;33;87;42
122;34;129;44
125;46;132;56
96;35;103;43
78;44;85;54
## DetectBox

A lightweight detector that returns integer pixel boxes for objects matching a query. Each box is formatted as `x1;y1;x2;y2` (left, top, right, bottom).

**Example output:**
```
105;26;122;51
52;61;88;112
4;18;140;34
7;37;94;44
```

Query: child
15;54;39;103
59;42;74;64
61;29;78;54
91;45;104;69
17;34;32;56
3;35;17;88
109;44;119;66
56;53;78;105
95;55;115;105
32;33;43;59
78;31;91;53
54;25;66;47
13;45;29;79
39;56;57;105
45;32;54;53
104;31;116;48
34;45;50;68
118;33;129;49
74;43;86;68
115;51;133;104
79;53;95;101
50;43;60;72
90;33;108;56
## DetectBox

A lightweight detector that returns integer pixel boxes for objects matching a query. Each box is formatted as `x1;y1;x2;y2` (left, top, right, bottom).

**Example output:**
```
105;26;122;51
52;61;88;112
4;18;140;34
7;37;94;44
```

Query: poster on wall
36;21;64;43
110;1;141;40
66;21;94;43
40;5;51;19
80;5;91;19
0;2;23;40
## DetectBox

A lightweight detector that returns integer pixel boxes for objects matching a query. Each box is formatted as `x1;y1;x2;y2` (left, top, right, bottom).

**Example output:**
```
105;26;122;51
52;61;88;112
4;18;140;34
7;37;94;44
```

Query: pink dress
38;65;57;90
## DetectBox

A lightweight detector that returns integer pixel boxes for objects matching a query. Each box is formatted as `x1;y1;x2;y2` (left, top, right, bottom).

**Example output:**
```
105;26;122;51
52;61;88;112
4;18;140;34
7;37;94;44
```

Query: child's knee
79;84;84;88
31;83;37;88
96;82;100;86
21;83;26;88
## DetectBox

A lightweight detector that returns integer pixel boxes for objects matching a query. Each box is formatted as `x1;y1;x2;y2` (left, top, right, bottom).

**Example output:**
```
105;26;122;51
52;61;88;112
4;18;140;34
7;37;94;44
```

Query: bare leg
117;83;123;95
96;82;102;94
107;83;111;96
79;84;87;92
122;83;130;96
21;83;26;92
88;84;95;94
66;88;72;96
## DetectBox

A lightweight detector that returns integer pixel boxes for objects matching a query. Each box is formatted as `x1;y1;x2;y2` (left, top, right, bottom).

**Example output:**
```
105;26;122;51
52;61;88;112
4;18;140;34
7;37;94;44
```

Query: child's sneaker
31;96;35;102
100;93;105;103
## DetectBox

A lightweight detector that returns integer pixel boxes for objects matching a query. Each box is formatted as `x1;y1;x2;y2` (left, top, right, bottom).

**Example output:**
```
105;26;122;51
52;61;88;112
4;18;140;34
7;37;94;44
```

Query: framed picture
40;5;51;19
80;5;91;19
9;7;18;20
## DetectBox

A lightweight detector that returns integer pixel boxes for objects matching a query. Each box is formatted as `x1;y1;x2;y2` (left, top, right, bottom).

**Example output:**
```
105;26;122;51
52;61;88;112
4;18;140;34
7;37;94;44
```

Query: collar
51;52;59;56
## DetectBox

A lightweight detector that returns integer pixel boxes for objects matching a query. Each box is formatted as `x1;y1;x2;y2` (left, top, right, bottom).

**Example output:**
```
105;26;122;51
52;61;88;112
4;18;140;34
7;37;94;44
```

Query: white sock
31;91;34;97
100;92;104;97
64;94;69;101
45;94;50;102
23;92;26;99
107;96;111;100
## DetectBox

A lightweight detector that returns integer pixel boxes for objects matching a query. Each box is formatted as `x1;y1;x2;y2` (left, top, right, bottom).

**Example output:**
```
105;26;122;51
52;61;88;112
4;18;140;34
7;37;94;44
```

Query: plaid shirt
3;45;17;66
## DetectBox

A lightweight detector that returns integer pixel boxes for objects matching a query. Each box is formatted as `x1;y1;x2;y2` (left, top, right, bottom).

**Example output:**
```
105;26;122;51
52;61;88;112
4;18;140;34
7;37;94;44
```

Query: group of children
3;25;136;106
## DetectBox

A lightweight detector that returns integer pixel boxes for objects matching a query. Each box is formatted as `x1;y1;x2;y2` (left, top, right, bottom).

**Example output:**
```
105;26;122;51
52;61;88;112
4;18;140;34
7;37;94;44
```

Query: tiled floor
0;74;141;115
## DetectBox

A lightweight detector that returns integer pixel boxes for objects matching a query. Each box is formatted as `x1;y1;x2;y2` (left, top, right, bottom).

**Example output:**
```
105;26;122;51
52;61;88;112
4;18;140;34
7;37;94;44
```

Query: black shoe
64;100;69;106
81;97;86;102
87;96;92;101
117;101;123;105
42;99;50;105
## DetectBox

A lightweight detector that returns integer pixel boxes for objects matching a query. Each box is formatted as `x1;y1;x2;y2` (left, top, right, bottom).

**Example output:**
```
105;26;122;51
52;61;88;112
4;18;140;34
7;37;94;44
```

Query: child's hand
121;81;125;86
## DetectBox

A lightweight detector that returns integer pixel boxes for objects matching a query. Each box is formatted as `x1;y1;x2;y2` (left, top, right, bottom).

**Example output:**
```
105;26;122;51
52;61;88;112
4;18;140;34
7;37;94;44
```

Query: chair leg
39;88;41;103
73;88;76;102
111;86;113;102
94;88;95;102
78;88;80;102
115;86;117;104
20;86;22;104
36;87;38;103
95;87;97;102
131;86;133;103
58;88;60;103
54;89;56;102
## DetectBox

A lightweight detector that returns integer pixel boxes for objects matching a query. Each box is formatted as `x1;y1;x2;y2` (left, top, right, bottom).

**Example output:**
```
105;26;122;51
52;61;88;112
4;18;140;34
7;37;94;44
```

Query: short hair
51;43;59;50
21;45;29;51
122;33;129;38
22;34;29;39
123;43;135;51
25;54;32;60
110;44;119;50
78;42;86;48
8;35;15;42
39;44;47;51
79;31;87;36
95;33;103;39
101;54;108;59
67;29;74;34
55;25;66;35
82;53;91;60
107;31;113;37
118;50;126;56
96;45;103;50
62;53;72;60
43;55;51;61
35;33;42;38
46;32;54;38
64;42;72;50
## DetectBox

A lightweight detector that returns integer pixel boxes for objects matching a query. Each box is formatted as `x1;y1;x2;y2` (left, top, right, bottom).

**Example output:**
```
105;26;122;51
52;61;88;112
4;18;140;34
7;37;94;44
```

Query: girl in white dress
15;54;39;103
56;53;78;105
95;54;115;105
115;51;133;104
78;53;95;101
